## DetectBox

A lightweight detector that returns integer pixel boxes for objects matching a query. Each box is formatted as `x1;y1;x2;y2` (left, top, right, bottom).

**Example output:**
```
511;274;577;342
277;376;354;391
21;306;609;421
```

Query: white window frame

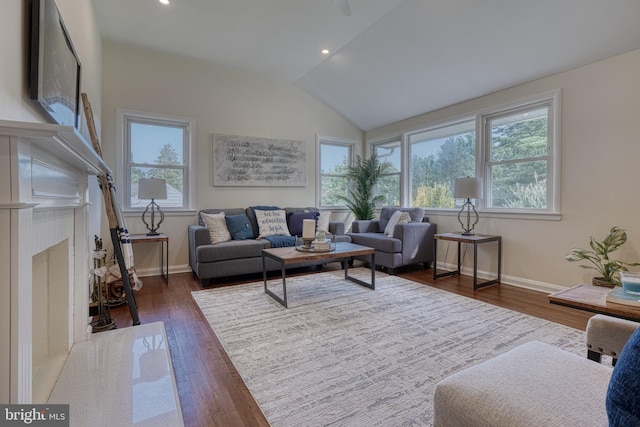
479;91;561;216
117;109;195;212
371;137;403;207
316;135;358;209
405;117;477;210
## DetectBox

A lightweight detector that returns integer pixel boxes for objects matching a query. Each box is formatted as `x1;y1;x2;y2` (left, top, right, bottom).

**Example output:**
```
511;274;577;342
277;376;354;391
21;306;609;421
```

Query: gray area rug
192;268;585;426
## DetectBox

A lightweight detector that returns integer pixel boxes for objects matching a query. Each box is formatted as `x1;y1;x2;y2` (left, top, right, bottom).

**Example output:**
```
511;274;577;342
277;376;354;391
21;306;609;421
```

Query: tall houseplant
339;153;392;220
565;226;640;286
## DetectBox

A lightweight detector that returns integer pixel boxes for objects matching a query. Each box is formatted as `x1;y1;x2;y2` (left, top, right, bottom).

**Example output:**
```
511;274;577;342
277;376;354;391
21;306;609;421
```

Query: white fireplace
0;120;109;403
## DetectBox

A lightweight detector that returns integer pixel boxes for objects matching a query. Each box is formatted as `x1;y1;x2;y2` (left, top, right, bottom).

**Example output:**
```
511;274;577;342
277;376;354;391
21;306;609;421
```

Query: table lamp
138;178;167;236
454;177;483;236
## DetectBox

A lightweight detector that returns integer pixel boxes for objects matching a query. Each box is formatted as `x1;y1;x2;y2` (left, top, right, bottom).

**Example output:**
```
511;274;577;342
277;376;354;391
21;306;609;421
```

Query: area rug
192;269;586;426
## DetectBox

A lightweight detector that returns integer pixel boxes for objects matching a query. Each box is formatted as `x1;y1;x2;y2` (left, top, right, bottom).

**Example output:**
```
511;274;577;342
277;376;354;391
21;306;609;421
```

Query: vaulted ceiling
92;0;640;131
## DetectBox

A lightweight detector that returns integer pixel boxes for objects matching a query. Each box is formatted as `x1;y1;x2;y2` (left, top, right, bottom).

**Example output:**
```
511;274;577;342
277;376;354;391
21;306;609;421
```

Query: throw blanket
264;235;296;248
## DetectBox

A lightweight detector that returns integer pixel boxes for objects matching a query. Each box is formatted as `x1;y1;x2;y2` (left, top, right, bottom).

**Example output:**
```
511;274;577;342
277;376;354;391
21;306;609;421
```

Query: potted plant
339;153;392;220
565;226;640;286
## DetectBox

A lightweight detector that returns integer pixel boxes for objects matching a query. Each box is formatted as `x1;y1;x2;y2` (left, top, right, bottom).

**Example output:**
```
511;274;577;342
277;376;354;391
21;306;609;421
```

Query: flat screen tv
30;0;82;128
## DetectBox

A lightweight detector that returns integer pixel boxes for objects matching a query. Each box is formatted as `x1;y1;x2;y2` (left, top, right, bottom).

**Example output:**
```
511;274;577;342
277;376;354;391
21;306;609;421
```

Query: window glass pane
320;144;349;174
490;107;547;162
409;120;475;208
374;140;401;171
489;160;547;209
374;139;401;206
130;122;185;165
320;176;349;207
377;174;400;206
319;142;351;207
131;167;185;208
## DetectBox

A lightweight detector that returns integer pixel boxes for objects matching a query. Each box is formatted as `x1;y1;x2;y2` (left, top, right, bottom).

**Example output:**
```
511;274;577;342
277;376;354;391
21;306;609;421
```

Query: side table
433;233;502;290
129;233;169;284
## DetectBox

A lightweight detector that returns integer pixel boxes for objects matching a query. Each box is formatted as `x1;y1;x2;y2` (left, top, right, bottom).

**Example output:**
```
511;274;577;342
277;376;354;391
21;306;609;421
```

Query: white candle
302;219;315;239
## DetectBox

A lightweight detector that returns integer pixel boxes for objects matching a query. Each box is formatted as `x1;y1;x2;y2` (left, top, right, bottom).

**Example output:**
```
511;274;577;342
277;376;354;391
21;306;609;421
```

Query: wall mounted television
30;0;82;128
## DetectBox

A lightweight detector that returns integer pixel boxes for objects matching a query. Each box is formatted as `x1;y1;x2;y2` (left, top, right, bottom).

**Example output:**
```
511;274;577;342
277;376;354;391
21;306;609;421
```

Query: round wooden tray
295;244;335;253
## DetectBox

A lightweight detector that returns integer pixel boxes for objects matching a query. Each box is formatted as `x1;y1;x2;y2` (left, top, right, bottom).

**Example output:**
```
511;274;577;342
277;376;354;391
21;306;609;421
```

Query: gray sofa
188;207;350;285
347;207;436;274
433;314;640;426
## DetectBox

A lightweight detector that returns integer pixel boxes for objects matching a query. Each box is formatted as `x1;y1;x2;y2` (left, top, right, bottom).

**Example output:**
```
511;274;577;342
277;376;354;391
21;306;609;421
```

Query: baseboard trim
135;264;191;278
435;261;566;294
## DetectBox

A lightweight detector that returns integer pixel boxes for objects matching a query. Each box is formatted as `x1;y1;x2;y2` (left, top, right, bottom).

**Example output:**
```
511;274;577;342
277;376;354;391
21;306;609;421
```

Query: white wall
100;41;363;274
367;49;640;291
0;0;102;128
0;0;103;237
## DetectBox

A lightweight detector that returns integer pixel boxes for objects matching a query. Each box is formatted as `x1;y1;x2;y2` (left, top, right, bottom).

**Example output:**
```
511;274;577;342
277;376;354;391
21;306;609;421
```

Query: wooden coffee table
262;242;375;308
548;284;640;321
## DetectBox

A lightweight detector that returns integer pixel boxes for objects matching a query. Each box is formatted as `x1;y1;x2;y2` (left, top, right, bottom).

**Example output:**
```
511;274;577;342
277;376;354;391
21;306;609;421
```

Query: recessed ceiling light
159;0;170;5
321;49;330;55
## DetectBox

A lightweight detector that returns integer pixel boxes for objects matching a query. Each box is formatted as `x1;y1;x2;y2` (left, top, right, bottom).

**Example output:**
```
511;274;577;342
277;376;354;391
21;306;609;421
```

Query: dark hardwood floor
108;264;593;427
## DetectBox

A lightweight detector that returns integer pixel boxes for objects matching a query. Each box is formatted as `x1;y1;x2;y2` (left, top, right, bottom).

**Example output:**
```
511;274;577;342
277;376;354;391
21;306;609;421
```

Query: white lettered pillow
255;209;291;238
201;212;232;244
384;211;411;237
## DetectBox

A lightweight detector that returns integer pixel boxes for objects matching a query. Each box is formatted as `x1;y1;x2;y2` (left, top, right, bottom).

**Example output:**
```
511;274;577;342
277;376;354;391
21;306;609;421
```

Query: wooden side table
129;233;169;284
433;233;502;290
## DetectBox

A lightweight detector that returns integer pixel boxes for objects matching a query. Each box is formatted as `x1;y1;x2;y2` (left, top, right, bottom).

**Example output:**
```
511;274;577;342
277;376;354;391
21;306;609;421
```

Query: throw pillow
288;211;318;236
225;212;255;240
201;212;232;244
606;327;640;426
255;209;290;238
384;210;411;237
317;211;331;232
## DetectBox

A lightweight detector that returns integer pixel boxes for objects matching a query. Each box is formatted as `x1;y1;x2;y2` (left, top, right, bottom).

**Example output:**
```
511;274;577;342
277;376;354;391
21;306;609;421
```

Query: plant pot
592;277;616;288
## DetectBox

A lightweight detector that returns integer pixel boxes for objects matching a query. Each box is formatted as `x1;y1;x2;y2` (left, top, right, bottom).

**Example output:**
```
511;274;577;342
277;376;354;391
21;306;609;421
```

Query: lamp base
457;198;479;236
142;199;165;236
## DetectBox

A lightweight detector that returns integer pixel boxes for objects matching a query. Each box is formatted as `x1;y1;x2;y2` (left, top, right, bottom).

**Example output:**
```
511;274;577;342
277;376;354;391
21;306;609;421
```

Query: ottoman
433;341;612;426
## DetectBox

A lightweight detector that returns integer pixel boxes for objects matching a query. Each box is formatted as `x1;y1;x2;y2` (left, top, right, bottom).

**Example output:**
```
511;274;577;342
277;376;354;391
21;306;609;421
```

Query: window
372;138;401;206
121;111;193;210
408;120;476;208
484;102;553;210
317;136;357;208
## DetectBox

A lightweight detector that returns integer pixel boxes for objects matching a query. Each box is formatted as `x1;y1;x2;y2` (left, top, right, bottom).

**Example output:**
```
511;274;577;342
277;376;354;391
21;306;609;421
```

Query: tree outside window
318;141;354;207
373;138;401;206
486;106;549;209
409;120;476;208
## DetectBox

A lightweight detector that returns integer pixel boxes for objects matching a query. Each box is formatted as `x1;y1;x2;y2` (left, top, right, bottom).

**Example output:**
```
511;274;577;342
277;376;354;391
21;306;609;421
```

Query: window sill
123;209;197;218
424;209;562;221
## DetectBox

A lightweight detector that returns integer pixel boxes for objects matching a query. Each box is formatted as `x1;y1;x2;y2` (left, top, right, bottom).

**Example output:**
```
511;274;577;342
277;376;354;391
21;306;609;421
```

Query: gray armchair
347;207;436;274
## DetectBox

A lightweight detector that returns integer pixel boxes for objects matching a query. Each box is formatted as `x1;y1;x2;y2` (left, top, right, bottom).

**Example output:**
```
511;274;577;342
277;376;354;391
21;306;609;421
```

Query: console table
129;233;169;284
433;233;502;290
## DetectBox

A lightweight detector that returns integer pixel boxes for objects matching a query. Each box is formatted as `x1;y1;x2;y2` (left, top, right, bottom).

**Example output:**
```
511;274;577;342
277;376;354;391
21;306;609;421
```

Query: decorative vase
592;277;616;288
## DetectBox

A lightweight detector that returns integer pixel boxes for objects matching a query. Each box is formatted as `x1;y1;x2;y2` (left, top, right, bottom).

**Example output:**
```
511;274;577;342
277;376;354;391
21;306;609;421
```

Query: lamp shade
138;178;167;200
454;178;483;199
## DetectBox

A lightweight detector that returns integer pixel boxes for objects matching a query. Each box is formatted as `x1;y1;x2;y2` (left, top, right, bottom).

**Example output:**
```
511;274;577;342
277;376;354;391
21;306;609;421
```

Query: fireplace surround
0;120;109;403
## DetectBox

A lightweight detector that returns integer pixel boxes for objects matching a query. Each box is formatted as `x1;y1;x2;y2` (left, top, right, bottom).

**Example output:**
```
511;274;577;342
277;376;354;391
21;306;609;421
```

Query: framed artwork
212;134;306;186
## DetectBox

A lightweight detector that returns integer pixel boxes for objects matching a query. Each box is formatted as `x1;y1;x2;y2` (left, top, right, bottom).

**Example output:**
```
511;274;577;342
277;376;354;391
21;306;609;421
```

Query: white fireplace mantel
0;120;109;403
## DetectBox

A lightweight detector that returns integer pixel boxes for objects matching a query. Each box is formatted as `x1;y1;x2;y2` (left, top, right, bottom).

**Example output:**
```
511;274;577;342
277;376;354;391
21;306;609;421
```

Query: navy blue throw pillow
225;213;255;240
606;326;640;426
288;211;318;236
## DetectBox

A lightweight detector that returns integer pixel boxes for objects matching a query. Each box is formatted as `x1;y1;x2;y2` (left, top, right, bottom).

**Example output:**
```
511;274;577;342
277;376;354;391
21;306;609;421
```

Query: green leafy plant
565;226;640;285
339;153;392;220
